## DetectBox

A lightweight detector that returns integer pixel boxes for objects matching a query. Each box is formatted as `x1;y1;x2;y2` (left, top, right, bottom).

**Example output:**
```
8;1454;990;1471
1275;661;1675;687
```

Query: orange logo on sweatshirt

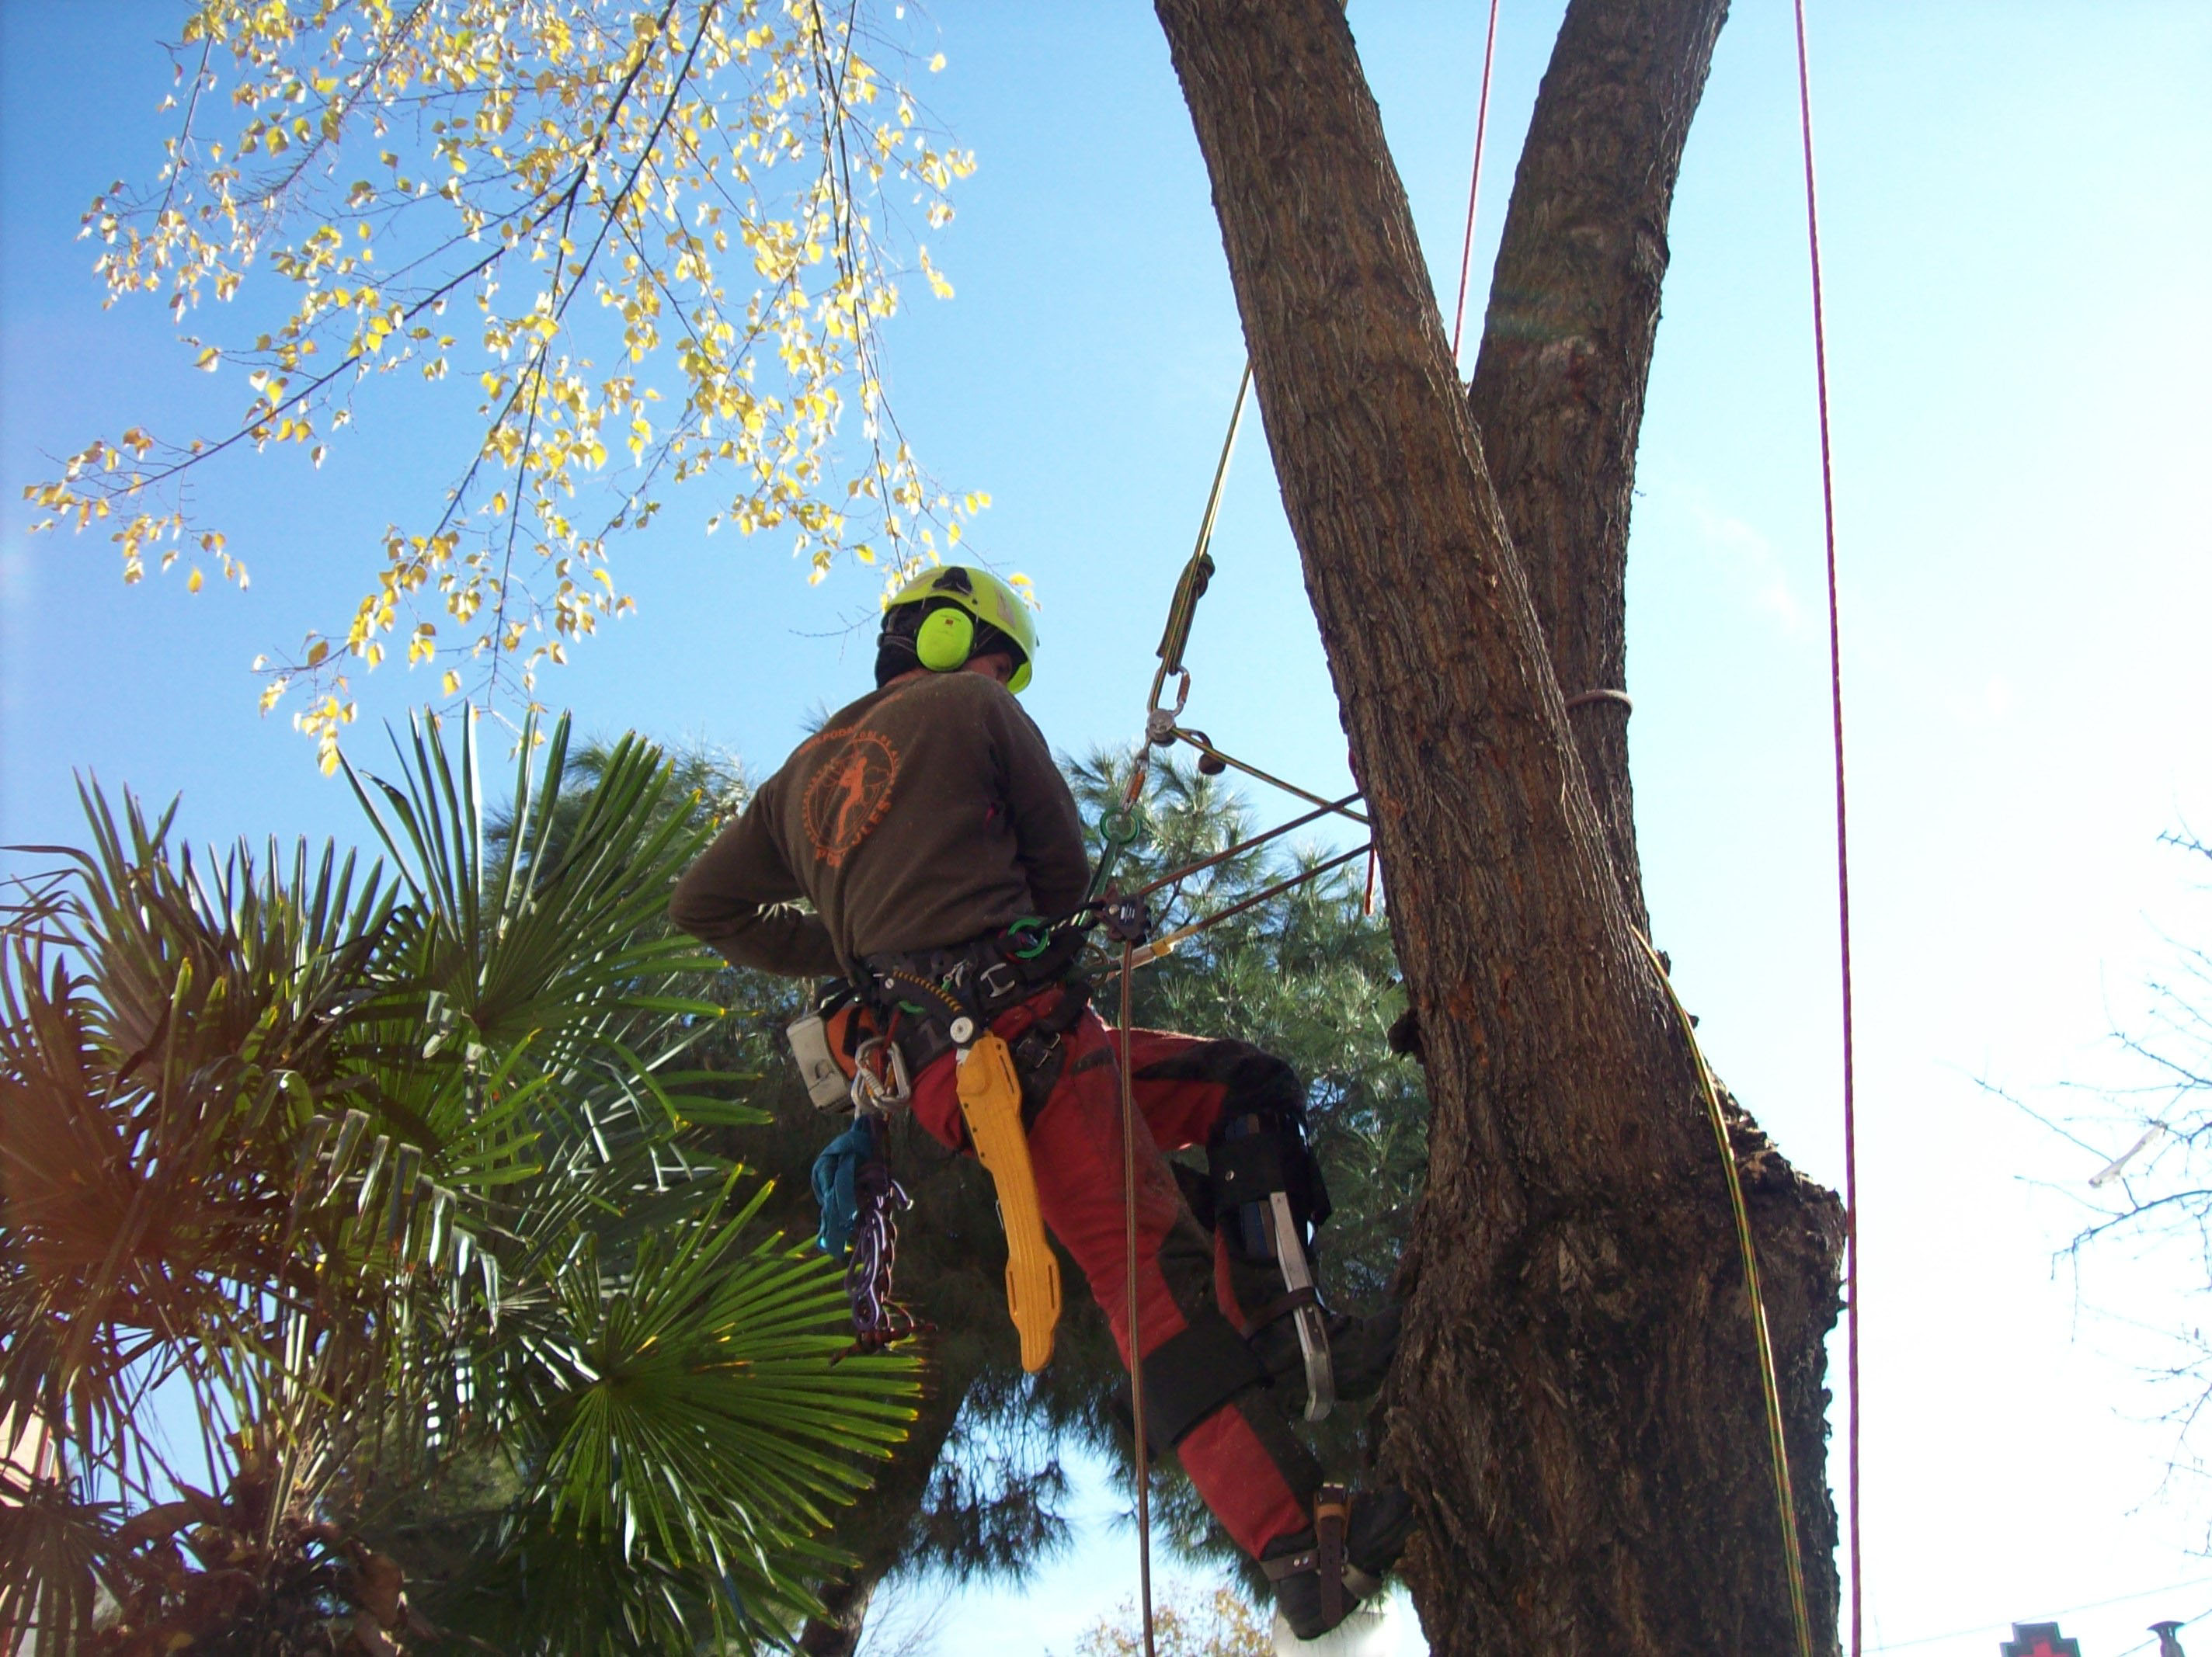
801;727;899;868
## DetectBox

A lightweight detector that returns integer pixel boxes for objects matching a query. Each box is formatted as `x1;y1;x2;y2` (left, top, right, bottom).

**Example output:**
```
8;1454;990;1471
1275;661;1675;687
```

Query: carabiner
849;1035;912;1112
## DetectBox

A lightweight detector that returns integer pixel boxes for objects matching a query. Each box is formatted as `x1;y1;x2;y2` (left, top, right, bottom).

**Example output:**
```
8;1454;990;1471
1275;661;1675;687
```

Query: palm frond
3;712;920;1655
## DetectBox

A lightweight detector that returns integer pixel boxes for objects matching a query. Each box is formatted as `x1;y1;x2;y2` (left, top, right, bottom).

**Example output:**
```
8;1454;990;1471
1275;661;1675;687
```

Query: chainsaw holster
956;1030;1062;1372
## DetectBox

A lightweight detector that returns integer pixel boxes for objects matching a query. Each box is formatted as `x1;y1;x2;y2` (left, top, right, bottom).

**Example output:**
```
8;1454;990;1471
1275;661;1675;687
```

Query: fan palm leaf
1;713;916;1654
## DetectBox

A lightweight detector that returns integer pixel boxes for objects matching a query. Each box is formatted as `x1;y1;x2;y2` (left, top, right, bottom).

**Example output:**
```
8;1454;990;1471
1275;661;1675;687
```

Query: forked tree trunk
1469;0;1734;933
1151;1;1845;1651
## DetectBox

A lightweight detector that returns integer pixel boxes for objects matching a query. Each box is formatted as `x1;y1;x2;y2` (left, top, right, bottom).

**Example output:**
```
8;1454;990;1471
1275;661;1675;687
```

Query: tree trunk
1150;2;1844;1652
795;1377;965;1656
796;1575;877;1657
1468;0;1732;931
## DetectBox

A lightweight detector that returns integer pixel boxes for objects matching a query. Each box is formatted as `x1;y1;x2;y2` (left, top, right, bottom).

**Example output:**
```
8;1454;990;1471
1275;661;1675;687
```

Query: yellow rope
1636;932;1814;1657
1148;363;1253;709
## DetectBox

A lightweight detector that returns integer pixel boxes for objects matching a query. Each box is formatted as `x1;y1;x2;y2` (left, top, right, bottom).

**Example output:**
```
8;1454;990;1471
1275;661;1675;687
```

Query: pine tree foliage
0;713;916;1655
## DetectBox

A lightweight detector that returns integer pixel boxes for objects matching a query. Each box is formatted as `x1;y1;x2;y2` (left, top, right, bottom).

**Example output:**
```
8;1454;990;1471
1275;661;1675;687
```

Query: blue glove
812;1117;878;1257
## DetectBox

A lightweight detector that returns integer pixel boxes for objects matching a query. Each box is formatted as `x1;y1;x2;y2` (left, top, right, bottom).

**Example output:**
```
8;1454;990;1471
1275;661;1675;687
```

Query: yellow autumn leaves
23;0;981;771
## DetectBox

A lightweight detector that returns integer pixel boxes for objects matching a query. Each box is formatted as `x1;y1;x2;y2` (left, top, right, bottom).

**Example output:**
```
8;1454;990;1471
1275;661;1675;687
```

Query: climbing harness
859;955;1068;1369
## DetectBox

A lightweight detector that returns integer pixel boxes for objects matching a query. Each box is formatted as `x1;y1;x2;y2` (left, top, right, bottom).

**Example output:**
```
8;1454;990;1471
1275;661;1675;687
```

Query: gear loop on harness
1005;915;1054;961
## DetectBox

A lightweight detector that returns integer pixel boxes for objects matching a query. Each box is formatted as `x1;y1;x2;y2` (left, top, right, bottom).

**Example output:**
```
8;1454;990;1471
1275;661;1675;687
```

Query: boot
1261;1484;1415;1641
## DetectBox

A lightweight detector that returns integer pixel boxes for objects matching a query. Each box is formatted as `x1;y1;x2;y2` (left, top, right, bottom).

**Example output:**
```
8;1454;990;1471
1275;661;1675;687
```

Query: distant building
2002;1624;2083;1657
1;1411;57;1657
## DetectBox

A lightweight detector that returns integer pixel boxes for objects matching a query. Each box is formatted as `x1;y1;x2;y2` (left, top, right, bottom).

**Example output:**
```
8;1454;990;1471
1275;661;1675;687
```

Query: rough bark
796;1574;876;1657
1151;2;1844;1652
795;1369;964;1655
1468;0;1731;931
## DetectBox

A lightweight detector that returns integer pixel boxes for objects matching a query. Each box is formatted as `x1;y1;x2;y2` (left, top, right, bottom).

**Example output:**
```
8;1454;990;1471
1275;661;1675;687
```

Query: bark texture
1151;2;1844;1652
1469;0;1731;931
795;1360;962;1655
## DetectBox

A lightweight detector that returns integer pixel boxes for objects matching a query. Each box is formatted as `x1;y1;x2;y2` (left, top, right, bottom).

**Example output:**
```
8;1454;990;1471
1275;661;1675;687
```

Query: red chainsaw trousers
904;988;1317;1559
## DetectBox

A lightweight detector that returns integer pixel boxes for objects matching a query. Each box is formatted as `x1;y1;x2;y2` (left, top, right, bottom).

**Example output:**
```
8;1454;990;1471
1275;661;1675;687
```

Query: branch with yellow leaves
22;0;982;772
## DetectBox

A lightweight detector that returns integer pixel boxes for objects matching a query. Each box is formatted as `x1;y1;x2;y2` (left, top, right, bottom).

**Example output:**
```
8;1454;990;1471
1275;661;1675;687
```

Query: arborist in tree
669;564;1410;1638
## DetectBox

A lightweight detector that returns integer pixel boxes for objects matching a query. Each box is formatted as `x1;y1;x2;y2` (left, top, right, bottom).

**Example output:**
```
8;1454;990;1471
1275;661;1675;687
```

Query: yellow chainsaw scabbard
957;1032;1061;1372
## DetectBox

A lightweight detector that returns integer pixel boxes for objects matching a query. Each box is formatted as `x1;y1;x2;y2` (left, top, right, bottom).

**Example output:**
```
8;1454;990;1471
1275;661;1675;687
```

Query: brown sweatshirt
667;672;1090;977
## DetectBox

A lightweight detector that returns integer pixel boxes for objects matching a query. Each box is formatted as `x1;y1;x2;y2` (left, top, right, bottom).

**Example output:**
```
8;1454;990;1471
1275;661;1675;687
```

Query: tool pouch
958;1031;1062;1371
788;1010;851;1110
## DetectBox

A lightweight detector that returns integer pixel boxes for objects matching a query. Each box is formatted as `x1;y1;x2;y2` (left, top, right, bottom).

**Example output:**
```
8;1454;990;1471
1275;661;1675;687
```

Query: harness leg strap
1315;1483;1349;1627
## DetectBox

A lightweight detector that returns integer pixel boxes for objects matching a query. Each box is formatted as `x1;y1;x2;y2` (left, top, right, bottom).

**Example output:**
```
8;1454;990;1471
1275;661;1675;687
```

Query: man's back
669;672;1089;975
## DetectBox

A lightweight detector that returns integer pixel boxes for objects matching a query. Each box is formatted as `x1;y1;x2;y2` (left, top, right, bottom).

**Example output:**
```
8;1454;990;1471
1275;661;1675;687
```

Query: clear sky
5;3;2211;1654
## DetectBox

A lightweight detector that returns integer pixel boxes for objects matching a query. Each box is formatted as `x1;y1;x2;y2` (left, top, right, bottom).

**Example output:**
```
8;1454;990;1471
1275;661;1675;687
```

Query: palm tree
0;713;916;1654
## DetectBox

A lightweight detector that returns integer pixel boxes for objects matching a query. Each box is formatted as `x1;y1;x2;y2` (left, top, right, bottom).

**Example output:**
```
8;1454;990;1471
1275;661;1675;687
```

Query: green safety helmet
883;564;1038;693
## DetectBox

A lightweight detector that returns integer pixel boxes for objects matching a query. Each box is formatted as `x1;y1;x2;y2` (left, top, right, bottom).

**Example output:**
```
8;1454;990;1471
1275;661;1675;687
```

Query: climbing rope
1149;363;1254;724
1108;842;1372;983
1168;731;1368;827
1119;792;1363;908
1640;933;1815;1657
1791;5;1862;1651
1102;366;1380;1657
1116;941;1157;1657
1448;0;1505;368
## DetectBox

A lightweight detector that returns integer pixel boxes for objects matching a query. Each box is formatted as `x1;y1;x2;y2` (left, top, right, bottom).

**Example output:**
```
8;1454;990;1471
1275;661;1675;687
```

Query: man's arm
668;797;843;976
989;693;1092;919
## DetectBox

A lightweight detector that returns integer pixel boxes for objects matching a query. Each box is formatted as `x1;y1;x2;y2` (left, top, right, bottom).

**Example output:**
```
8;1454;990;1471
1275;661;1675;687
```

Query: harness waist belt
862;926;1081;1010
860;927;1085;1080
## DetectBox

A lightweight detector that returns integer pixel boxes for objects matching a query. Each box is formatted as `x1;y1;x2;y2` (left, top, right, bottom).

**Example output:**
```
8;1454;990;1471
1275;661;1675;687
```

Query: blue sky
5;3;2212;1653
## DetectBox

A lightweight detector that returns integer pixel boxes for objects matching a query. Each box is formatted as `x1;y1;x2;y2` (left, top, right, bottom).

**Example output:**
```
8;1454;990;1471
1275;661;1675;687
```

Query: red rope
1448;0;1504;368
1791;4;1861;1652
1118;943;1157;1657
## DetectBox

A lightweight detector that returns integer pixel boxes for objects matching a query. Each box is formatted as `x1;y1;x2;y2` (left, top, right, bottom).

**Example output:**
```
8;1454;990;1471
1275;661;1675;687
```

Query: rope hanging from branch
1641;934;1815;1657
1449;0;1505;368
1790;2;1863;1652
1106;369;1374;1656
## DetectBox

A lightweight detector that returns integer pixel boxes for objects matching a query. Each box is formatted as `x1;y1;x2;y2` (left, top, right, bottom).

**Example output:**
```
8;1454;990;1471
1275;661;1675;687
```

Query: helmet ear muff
914;605;976;674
